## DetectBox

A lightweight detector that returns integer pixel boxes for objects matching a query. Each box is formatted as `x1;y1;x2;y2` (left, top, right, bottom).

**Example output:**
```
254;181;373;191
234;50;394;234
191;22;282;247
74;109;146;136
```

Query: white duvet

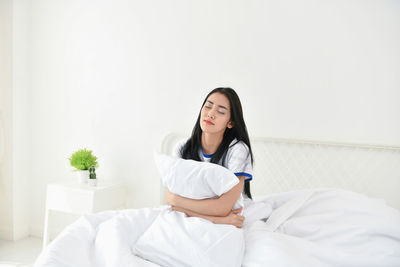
34;188;400;267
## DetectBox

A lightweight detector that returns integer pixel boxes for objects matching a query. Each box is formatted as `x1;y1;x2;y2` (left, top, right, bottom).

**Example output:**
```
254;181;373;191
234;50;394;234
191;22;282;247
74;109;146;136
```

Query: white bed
34;133;400;267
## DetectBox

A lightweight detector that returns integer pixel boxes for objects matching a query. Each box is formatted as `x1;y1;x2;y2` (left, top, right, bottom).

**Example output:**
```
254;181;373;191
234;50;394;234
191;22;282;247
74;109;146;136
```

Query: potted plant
88;165;97;186
69;148;98;184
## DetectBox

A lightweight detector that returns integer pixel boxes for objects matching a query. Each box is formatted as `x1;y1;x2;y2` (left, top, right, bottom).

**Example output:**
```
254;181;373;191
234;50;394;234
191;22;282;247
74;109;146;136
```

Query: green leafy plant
69;149;98;171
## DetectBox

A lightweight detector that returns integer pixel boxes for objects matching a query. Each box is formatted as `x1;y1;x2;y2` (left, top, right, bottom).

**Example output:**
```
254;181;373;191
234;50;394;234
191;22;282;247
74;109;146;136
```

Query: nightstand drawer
46;183;126;214
92;184;126;212
43;181;126;248
46;185;94;213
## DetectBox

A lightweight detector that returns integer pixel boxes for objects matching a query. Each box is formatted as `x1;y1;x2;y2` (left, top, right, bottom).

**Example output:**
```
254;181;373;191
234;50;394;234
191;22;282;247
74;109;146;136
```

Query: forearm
172;195;231;217
171;206;225;224
169;176;246;217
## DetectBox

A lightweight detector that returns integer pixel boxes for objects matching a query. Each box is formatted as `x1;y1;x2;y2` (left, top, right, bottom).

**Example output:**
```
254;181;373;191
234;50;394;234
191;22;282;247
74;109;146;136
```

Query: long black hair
180;87;254;199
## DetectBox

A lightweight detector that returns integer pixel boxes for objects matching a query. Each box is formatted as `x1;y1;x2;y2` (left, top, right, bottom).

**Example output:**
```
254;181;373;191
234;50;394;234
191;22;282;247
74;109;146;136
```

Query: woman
165;87;254;228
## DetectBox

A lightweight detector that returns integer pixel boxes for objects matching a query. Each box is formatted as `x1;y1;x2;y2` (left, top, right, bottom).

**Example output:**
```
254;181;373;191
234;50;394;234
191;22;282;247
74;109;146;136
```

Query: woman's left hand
164;189;177;206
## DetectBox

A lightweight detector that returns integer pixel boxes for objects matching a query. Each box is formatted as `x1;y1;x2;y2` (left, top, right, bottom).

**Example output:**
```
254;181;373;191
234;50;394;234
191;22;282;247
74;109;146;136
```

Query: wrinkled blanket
34;188;400;267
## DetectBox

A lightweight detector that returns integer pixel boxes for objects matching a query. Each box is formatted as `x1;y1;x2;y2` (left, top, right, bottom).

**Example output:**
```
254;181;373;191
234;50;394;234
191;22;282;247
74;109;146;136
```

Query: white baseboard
0;225;29;241
0;226;13;240
13;225;29;241
28;226;42;239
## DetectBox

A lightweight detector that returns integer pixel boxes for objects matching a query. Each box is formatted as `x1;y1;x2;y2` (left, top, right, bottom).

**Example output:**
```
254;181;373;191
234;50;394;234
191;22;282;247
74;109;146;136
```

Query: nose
207;110;216;119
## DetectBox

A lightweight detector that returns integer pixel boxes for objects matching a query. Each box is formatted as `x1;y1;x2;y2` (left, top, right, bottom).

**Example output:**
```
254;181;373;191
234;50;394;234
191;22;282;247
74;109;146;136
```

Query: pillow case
154;152;243;209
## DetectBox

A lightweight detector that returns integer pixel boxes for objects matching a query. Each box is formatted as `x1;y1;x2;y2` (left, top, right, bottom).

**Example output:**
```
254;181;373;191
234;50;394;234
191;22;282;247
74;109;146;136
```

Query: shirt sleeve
172;139;187;158
225;141;253;182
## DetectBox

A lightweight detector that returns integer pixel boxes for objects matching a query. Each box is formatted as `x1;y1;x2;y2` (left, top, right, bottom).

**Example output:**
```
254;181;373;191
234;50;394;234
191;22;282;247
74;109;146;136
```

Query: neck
201;132;223;155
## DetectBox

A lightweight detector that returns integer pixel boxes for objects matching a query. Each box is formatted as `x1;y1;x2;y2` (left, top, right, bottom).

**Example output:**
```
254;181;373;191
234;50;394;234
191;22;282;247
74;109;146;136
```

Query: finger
232;207;243;214
233;207;243;212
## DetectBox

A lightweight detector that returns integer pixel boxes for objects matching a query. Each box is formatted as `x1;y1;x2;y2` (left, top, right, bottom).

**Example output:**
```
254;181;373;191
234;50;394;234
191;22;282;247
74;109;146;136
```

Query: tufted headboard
160;133;400;211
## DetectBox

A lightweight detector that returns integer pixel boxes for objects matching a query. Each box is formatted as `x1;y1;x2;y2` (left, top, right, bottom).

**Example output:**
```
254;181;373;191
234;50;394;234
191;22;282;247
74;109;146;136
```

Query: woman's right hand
223;207;245;228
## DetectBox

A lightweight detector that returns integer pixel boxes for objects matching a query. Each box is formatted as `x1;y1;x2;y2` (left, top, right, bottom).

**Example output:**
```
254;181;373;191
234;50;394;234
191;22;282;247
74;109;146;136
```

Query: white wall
8;0;400;238
0;0;31;241
0;0;14;240
12;0;31;240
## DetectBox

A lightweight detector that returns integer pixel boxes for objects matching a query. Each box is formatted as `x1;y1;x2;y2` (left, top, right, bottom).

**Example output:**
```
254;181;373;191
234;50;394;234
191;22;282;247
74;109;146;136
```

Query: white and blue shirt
173;138;253;183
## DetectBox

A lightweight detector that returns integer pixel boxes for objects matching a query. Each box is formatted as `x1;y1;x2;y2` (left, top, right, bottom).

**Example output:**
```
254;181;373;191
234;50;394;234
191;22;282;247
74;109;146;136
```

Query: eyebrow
207;100;228;110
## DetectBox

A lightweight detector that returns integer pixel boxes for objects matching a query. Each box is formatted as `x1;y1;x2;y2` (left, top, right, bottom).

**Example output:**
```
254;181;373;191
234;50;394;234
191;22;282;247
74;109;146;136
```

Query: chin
203;128;225;136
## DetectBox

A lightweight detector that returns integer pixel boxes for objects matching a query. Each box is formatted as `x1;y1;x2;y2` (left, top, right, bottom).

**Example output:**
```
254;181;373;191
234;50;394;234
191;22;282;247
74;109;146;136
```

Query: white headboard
160;133;400;211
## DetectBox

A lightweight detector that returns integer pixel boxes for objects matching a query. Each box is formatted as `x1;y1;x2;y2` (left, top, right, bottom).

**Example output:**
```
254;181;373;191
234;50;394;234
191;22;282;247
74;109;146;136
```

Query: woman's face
200;92;233;135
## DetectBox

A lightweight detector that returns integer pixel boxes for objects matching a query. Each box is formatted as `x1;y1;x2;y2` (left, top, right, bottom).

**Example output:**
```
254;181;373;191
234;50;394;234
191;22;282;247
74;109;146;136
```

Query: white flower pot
88;179;97;186
77;170;89;184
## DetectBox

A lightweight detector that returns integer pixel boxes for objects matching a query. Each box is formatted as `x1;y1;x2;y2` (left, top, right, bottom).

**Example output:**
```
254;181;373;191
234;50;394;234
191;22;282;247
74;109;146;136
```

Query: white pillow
132;154;246;267
154;152;243;209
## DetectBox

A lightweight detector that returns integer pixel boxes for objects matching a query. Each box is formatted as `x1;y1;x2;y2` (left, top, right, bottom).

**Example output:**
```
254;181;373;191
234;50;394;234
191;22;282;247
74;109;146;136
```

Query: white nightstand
42;181;126;249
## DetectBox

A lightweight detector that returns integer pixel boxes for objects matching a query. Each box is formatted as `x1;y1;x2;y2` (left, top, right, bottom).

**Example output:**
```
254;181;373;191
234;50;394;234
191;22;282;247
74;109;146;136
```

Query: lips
204;120;215;125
